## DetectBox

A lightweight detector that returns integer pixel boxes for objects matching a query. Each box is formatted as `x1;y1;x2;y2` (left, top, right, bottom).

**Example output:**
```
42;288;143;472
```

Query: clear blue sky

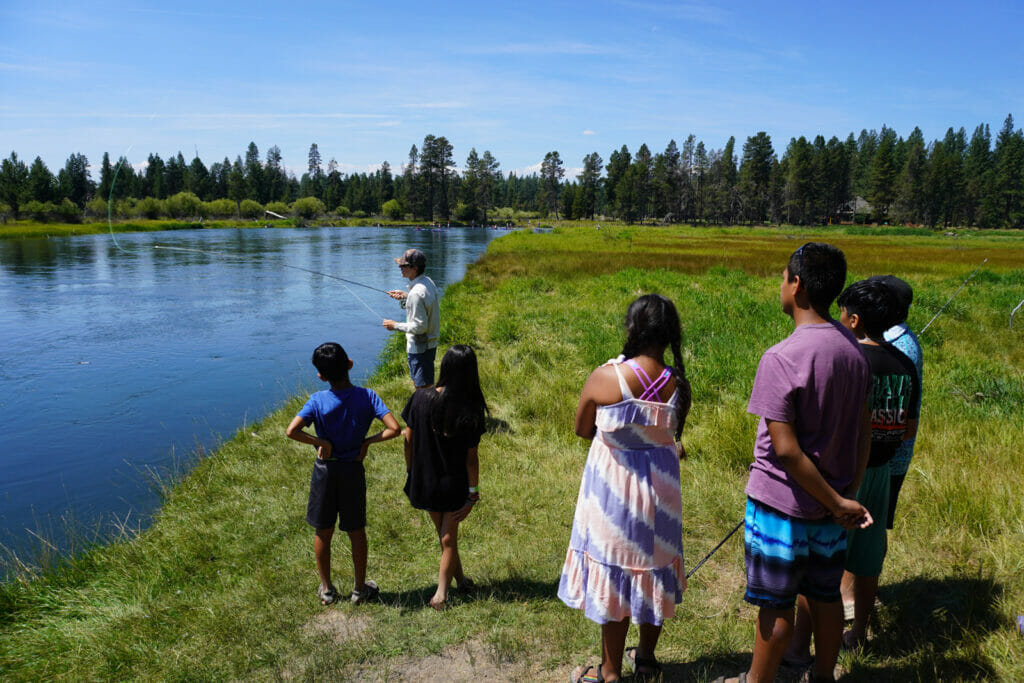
2;0;1022;179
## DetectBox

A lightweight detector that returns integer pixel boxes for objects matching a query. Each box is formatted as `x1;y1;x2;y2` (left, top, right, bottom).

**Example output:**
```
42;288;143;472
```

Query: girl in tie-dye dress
560;294;692;683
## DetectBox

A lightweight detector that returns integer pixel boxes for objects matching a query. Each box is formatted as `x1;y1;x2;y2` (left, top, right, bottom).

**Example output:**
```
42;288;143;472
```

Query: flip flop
569;664;603;683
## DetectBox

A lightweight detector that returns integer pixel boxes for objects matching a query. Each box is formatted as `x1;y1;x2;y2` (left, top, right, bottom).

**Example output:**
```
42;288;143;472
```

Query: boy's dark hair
838;279;896;339
866;275;913;327
312;342;350;383
787;242;847;313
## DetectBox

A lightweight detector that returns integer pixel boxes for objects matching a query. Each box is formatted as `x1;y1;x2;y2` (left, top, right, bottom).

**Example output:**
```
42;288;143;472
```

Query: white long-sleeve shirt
393;274;440;353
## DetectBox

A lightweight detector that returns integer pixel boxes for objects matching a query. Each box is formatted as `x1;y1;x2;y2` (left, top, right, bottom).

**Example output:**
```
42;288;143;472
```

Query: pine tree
963;124;992;226
738;132;774;223
539;151;565;218
869;126;899;222
579;152;603;219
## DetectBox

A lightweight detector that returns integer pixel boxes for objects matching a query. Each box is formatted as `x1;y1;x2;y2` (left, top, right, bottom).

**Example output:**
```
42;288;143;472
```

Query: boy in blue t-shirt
836;279;919;648
286;342;400;605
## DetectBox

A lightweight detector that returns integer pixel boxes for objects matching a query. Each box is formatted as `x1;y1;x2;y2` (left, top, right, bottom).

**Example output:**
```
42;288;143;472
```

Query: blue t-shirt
296;386;390;462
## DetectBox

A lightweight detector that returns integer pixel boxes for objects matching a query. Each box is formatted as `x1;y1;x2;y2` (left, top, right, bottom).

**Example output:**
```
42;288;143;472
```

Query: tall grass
1;225;1021;681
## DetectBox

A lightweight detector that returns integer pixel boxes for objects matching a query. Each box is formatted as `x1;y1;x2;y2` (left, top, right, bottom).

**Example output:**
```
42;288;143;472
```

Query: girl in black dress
401;344;487;610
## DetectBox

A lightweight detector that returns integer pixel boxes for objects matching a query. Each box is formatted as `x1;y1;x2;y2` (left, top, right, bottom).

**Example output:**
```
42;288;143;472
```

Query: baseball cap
394;248;426;269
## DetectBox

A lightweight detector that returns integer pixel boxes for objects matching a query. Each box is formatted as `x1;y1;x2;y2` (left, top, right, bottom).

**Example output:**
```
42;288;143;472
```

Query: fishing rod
151;244;391;294
105;155;396;319
686;519;744;579
920;258;988;334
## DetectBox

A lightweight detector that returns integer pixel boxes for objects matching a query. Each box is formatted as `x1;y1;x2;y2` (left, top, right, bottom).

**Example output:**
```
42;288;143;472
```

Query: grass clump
2;224;1023;680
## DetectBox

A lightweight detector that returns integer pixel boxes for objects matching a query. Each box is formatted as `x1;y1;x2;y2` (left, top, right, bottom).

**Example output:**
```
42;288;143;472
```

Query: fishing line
151;244;389;320
105;151;394;320
920;257;988;334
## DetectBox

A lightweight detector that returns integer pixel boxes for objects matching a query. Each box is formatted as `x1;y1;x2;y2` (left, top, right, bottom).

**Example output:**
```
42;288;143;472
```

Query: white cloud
583;130;597;135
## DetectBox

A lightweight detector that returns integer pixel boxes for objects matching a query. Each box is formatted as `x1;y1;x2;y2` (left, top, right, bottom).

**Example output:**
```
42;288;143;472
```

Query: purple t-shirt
745;321;871;519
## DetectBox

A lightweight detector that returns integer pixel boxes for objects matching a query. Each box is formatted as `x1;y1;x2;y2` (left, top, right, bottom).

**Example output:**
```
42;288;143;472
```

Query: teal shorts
844;465;890;577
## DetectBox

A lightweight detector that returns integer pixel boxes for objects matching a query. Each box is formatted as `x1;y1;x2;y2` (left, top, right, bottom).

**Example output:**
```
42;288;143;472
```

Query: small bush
382;198;403;220
135;197;163;219
205;199;236;218
239;199;263;219
85;197;108;219
55;198;81;223
292;197;326;219
166;192;202;219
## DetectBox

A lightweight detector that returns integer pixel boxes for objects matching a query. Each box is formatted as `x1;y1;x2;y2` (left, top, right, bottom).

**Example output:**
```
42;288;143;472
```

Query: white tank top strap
612;362;634;400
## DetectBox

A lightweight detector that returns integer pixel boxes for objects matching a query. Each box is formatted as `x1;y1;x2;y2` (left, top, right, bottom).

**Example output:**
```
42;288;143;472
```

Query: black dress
402;388;484;512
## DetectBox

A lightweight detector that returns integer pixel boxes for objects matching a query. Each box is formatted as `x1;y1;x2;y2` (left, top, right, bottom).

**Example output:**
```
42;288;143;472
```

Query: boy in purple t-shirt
718;243;872;683
286;343;401;606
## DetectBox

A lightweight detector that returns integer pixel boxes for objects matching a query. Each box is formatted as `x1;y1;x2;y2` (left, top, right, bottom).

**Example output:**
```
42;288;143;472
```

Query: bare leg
807;597;843;681
600;618;629;681
840;570;855;610
846;574;879;647
784;594;813;665
634;622;663;673
746;606;794;682
427;511;461;605
314;527;334;592
346;528;368;591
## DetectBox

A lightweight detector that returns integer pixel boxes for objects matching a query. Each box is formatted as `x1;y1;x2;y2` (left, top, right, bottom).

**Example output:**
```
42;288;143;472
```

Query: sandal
625;647;662;680
350;580;379;605
569;664;603;683
317;585;339;605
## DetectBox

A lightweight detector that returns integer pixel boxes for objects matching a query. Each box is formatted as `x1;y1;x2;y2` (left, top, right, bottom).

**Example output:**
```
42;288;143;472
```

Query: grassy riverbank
2;225;1022;680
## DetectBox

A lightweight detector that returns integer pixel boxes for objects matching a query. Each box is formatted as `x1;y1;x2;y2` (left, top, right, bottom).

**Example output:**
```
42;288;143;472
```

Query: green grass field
1;225;1022;681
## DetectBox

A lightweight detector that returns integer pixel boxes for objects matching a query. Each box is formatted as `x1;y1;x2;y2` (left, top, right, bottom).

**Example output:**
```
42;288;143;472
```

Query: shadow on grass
485;415;513;434
645;575;1004;682
377;575;557;613
841;574;1003;681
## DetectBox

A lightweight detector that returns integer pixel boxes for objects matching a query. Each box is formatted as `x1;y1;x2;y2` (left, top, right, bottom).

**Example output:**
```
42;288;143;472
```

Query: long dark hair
431;344;488;438
620;294;691;441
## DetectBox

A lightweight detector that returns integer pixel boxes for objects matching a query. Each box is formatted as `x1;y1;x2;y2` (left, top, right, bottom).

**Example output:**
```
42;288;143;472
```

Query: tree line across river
2;114;1023;229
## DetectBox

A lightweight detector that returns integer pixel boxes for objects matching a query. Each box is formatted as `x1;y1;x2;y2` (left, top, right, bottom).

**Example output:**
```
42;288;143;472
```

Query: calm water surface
0;226;505;557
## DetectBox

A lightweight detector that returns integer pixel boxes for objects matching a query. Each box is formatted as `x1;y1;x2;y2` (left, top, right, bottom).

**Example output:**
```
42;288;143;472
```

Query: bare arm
451;446;480;522
403;426;413;471
766;419;872;529
903;417;918;442
574;365;622;439
465;445;479;488
359;412;401;461
285;415;332;460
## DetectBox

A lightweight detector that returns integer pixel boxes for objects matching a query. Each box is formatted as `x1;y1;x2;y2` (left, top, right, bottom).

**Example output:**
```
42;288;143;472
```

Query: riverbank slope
2;225;1022;680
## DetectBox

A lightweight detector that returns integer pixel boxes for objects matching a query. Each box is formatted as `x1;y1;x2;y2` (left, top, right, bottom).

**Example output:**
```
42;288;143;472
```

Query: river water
0;225;505;560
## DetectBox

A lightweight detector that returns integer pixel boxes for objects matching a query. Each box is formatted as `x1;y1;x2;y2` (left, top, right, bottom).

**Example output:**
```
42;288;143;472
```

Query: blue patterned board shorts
743;497;847;610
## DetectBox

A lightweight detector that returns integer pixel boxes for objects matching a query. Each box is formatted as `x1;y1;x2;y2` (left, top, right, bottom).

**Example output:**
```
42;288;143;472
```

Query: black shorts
306;459;366;531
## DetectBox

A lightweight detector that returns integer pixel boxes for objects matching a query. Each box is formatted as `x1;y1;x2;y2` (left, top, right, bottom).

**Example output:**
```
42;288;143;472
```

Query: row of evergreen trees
2;114;1022;228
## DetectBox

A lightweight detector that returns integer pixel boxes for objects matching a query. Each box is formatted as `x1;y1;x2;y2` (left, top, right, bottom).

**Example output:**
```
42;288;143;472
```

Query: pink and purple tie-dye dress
558;360;688;625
